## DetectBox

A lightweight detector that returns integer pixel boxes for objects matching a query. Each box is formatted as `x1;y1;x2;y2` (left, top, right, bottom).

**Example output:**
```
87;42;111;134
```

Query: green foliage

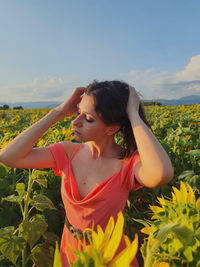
0;170;59;267
0;105;199;266
138;182;200;266
178;149;200;193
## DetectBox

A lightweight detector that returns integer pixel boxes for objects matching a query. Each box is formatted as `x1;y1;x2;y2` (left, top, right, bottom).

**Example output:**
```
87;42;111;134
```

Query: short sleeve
47;143;69;176
121;150;143;191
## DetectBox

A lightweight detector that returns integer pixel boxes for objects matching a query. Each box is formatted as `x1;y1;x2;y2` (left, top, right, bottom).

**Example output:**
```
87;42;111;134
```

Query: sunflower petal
108;234;138;267
53;242;62;267
172;186;182;202
187;183;196;203
103;212;124;262
180;181;188;203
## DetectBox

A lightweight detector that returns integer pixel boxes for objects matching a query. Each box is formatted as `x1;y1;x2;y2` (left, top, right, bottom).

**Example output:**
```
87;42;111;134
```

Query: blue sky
0;0;200;102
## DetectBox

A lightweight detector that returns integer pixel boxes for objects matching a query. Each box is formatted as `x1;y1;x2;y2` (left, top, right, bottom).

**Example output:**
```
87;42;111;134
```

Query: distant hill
144;95;200;106
0;95;200;109
0;101;61;109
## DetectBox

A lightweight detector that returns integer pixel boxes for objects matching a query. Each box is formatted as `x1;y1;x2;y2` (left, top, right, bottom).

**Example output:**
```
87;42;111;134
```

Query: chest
70;156;124;199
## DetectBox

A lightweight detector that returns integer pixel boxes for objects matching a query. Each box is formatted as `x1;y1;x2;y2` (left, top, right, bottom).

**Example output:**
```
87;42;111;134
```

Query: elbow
0;151;12;167
155;154;174;186
138;161;174;188
156;158;174;186
163;162;174;183
151;166;174;188
160;170;174;187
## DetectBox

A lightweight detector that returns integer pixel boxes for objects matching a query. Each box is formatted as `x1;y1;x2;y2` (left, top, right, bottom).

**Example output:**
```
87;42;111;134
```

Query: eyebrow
78;105;97;118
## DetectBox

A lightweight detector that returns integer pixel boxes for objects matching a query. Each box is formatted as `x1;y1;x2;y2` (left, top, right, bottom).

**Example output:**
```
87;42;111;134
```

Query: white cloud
120;54;200;99
0;74;87;102
1;55;200;102
175;55;200;81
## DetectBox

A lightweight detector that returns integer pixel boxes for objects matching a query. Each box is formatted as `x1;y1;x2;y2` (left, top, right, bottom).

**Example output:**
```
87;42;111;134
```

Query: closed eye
85;117;94;123
77;111;94;123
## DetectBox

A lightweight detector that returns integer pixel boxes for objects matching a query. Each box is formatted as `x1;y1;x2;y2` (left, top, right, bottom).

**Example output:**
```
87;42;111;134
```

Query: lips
74;130;80;135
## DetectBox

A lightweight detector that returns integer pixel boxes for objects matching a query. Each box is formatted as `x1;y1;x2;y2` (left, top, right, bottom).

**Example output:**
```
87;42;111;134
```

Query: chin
74;134;85;142
74;135;81;141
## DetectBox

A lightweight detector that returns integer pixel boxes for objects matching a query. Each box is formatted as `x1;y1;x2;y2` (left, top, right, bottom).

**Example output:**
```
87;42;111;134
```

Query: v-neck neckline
68;158;125;201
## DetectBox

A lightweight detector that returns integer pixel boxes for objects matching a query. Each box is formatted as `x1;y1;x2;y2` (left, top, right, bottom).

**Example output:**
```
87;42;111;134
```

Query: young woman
0;80;174;267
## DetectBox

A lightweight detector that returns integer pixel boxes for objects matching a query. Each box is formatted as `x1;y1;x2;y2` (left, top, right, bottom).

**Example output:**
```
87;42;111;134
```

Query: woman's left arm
127;86;174;188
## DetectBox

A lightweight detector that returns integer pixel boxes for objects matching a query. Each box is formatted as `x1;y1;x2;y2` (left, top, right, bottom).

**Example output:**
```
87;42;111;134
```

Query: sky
0;0;200;102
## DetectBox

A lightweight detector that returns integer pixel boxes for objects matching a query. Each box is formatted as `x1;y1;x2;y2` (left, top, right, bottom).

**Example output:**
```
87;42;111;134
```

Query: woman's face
72;94;112;142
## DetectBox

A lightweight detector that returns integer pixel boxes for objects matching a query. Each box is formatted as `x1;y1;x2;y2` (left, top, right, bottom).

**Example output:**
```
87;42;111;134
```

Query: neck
87;137;122;159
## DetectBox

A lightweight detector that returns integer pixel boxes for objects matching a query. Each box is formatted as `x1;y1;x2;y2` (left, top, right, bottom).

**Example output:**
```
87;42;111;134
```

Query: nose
72;114;82;127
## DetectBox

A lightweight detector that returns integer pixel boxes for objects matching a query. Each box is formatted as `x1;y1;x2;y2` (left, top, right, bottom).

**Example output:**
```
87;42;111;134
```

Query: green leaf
152;223;181;252
186;149;200;158
183;246;193;262
0;227;26;264
0;226;15;237
18;218;32;243
132;218;151;229
172;225;196;245
144;223;180;266
0;164;8;177
0;254;5;261
16;183;25;197
31;195;56;211
53;242;62;267
29;215;48;248
19;215;48;249
31;170;48;188
178;170;195;180
42;232;60;243
2;194;22;203
31;241;55;267
186;175;200;190
167;237;183;254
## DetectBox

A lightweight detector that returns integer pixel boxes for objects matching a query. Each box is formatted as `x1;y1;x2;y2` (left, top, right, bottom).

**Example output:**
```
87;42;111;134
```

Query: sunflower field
0;104;199;267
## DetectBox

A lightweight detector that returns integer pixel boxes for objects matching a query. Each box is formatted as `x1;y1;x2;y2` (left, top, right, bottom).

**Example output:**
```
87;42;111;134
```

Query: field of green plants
0;104;199;267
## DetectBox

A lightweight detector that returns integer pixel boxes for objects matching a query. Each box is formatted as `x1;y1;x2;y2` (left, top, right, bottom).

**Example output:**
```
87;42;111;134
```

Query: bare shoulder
61;141;83;159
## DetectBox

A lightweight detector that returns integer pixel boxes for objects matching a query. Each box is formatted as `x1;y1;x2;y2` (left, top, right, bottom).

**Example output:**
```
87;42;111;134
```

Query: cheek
82;123;98;136
85;123;97;133
82;120;107;134
89;124;107;136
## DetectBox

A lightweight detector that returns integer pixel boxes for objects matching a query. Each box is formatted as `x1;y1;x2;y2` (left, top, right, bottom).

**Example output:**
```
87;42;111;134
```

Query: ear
106;125;121;136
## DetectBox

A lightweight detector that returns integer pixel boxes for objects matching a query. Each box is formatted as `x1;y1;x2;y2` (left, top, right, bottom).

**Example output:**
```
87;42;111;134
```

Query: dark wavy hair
85;80;152;159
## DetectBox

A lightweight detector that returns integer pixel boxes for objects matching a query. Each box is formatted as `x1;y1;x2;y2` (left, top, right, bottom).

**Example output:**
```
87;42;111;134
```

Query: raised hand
54;87;85;120
126;86;140;117
0;86;85;169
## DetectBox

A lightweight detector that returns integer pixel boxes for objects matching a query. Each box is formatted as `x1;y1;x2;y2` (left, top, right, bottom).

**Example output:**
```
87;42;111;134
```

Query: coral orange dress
48;142;142;267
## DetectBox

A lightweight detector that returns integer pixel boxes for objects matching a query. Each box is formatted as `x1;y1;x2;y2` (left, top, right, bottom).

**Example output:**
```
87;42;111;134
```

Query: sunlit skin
71;94;122;159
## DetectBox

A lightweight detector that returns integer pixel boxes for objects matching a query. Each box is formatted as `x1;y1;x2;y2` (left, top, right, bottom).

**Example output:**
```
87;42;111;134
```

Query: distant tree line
0;102;161;110
0;105;9;110
13;106;24;110
0;105;23;110
142;101;162;106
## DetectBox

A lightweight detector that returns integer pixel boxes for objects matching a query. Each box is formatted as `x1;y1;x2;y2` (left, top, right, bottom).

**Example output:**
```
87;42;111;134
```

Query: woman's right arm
0;87;85;169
